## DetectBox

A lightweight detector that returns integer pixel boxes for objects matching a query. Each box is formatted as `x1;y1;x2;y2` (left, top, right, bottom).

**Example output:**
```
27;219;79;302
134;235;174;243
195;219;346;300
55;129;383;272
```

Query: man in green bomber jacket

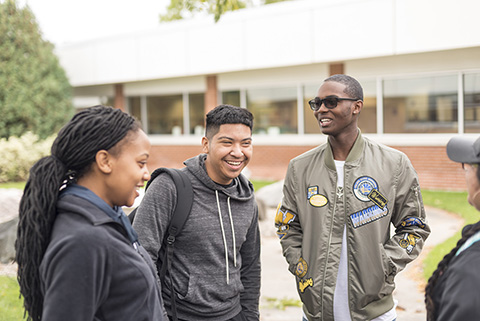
275;74;430;321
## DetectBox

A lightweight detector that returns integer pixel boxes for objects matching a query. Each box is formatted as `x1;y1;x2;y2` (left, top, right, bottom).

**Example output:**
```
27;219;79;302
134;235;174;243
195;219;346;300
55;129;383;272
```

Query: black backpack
128;167;193;321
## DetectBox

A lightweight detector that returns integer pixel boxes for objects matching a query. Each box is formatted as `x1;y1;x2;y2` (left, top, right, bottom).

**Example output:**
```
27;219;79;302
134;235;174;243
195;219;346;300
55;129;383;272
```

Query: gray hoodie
133;154;261;321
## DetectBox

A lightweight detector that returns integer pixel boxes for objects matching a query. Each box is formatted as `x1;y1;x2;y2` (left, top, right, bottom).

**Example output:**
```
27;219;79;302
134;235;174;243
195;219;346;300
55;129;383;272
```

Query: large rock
255;180;284;221
0;189;22;263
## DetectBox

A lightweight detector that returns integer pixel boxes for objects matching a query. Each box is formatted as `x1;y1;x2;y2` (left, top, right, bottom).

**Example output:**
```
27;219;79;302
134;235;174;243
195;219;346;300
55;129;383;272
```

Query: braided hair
15;105;140;321
425;164;480;320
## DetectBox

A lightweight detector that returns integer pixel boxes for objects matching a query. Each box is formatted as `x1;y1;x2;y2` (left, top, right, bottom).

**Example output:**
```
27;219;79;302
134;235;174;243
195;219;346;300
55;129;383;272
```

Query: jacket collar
325;129;365;170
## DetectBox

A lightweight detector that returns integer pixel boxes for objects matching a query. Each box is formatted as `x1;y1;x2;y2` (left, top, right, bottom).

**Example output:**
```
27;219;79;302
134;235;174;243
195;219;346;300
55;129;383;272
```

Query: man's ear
95;150;113;174
353;100;363;115
201;136;209;154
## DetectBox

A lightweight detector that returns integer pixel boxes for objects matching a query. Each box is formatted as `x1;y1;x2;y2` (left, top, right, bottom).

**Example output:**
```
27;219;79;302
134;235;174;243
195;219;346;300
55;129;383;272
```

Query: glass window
383;75;458;133
222;91;241;107
357;79;377;133
128;96;142;125
147;95;183;135
189;93;205;135
247;87;298;134
464;73;480;133
304;84;320;134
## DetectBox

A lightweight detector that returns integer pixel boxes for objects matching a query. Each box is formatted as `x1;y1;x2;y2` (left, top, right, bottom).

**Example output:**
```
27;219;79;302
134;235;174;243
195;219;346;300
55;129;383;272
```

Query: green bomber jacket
275;131;430;321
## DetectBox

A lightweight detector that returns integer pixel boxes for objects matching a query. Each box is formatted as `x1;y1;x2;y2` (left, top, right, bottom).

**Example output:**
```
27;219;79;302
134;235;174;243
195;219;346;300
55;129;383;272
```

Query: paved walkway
258;206;464;321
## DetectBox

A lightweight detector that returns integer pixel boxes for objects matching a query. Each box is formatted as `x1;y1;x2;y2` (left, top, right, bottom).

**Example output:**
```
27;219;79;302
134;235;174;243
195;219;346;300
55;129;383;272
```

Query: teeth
227;161;241;166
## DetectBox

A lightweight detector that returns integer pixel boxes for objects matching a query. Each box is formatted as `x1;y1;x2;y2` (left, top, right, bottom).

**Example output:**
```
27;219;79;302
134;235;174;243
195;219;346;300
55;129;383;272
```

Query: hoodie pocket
178;270;242;308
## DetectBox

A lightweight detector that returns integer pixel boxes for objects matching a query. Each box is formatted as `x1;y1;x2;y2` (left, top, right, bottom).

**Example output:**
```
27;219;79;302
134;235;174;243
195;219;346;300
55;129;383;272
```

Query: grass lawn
421;189;476;280
0;182;25;190
0;276;24;321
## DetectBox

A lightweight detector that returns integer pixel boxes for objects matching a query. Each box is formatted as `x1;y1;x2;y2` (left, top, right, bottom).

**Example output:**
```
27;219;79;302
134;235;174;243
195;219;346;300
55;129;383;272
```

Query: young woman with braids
425;136;480;321
15;106;166;321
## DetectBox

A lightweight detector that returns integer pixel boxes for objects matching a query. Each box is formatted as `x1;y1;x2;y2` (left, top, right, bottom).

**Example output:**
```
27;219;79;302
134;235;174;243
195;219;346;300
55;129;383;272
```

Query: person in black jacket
425;135;480;321
15;105;166;321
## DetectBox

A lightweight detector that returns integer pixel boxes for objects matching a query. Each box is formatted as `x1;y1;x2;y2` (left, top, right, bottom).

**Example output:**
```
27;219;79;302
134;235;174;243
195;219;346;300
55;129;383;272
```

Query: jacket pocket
379;243;396;296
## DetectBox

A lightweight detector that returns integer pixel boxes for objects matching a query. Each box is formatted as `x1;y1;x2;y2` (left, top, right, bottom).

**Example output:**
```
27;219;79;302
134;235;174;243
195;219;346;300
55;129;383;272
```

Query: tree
0;0;73;139
160;0;292;23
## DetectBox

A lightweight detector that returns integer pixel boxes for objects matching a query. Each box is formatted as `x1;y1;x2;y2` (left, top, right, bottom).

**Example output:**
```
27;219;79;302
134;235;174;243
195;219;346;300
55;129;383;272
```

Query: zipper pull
337;186;344;199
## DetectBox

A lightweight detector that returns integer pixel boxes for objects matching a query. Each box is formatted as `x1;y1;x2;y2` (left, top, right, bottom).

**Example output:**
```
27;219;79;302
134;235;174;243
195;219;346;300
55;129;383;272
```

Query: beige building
57;0;480;190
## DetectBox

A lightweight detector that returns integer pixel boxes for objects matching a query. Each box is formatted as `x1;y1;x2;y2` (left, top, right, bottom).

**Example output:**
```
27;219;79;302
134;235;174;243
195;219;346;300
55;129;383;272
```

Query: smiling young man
133;104;260;321
275;74;430;321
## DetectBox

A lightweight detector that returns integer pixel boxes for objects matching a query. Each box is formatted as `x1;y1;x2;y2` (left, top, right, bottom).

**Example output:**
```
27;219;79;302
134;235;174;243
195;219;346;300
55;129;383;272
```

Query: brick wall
149;144;466;191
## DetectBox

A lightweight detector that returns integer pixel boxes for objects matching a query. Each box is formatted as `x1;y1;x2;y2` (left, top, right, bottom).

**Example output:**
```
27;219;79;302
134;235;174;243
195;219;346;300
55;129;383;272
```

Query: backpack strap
127;168;193;321
158;168;193;321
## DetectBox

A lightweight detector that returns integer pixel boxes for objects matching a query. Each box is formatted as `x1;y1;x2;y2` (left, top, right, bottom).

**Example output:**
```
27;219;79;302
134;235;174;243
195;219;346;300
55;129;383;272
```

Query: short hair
324;74;364;101
205;104;254;139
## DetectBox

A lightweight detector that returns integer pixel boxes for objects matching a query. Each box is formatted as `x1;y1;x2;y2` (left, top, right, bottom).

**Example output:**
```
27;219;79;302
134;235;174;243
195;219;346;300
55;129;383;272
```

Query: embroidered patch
368;189;388;208
353;176;378;202
274;204;296;240
307;186;318;199
349;205;389;228
295;257;308;278
299;278;313;293
309;194;328;207
399;233;420;254
307;186;328;207
400;217;426;229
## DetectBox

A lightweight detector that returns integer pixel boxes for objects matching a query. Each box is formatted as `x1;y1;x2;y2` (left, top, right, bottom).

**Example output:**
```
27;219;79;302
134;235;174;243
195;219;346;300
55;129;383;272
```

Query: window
222;91;241;107
304;84;320;134
247;87;298;134
189;93;205;135
357;79;377;133
128;97;142;124
464;73;480;133
383;75;458;133
147;95;183;135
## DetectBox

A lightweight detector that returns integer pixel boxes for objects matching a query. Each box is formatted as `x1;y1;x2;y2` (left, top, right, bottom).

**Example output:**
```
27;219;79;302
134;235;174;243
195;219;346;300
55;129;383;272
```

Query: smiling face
202;123;252;185
313;81;362;138
104;129;151;207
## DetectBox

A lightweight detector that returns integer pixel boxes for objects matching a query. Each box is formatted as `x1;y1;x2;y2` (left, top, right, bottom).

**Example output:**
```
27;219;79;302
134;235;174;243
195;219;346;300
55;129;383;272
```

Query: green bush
0;132;55;183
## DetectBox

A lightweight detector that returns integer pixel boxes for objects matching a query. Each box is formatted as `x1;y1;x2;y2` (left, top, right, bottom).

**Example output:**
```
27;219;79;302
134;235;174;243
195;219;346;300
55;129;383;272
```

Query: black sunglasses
308;96;360;111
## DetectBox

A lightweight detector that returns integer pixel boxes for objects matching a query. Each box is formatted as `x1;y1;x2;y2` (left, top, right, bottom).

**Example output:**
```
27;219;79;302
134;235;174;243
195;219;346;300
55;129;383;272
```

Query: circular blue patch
353;176;378;202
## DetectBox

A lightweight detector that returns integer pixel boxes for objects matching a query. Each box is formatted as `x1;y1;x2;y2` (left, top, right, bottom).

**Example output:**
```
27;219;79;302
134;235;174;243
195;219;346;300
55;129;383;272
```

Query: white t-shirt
332;160;397;321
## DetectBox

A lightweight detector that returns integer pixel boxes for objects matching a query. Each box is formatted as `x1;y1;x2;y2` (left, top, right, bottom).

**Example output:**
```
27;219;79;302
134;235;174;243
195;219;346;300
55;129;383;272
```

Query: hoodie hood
184;154;255;202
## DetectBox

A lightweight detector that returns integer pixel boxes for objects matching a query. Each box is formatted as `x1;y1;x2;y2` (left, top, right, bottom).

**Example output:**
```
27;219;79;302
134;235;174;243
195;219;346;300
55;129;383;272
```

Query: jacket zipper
412;186;421;215
321;182;342;320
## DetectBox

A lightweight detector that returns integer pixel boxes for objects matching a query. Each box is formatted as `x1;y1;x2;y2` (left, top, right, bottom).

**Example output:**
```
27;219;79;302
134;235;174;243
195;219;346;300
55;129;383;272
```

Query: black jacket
39;192;165;321
431;228;480;321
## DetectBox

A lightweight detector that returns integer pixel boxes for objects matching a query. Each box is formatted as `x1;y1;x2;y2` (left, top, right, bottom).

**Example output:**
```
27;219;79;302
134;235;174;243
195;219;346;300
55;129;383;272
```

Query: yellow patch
309;194;328;207
274;203;296;239
299;278;313;293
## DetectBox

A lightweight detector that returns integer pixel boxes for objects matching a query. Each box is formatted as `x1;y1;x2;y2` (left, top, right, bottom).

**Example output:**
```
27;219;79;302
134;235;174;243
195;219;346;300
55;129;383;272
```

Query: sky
21;0;170;46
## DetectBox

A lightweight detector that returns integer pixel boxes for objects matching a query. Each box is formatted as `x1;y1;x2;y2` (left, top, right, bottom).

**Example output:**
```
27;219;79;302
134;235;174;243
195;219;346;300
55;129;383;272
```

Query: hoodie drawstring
215;190;236;285
227;197;237;268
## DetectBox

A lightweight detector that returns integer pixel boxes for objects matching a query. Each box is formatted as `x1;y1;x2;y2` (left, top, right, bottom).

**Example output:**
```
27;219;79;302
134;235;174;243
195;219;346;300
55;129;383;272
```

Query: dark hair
15;105;140;321
205;104;253;139
324;74;364;101
425;165;480;320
